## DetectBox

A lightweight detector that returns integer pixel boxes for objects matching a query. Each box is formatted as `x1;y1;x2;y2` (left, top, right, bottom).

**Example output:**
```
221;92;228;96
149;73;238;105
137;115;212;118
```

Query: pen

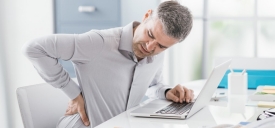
230;65;234;73
241;69;246;75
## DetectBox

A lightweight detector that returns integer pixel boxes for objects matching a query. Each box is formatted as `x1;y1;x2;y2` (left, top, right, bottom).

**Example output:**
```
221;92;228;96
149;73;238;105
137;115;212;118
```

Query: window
163;0;275;85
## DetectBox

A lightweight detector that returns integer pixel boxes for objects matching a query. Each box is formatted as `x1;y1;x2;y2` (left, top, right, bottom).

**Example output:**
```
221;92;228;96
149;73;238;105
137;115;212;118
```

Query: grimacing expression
132;10;178;61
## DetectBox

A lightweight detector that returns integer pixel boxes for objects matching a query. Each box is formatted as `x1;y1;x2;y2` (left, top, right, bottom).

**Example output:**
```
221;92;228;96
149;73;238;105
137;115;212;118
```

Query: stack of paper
258;101;275;108
261;86;275;94
249;85;275;102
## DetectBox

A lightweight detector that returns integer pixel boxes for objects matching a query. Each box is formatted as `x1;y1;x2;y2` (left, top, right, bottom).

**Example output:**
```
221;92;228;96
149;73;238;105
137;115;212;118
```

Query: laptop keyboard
156;102;194;115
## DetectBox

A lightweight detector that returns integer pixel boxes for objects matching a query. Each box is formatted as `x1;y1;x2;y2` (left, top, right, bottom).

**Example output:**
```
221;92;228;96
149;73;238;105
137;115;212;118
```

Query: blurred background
0;0;275;127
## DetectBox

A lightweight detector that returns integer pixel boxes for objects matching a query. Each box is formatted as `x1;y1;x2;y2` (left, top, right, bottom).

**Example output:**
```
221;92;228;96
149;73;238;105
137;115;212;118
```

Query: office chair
17;82;70;128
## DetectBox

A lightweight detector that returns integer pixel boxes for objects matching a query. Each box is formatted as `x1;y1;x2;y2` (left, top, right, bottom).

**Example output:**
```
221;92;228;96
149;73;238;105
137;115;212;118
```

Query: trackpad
142;104;163;109
132;108;157;114
132;104;166;114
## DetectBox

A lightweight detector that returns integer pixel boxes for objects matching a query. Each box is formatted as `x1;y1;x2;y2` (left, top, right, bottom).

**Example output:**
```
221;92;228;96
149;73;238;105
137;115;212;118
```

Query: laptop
130;60;231;119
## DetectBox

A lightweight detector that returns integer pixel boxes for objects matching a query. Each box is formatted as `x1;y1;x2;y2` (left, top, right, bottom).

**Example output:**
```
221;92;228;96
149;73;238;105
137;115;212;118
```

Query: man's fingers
167;92;179;102
65;94;90;126
78;108;90;126
65;110;69;115
65;108;72;116
65;106;71;115
65;107;77;116
176;85;185;103
190;89;194;100
183;86;192;102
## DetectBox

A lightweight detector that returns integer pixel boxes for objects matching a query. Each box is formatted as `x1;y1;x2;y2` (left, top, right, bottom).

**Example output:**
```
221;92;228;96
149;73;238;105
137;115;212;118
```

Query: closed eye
148;30;154;39
148;29;167;49
159;44;167;49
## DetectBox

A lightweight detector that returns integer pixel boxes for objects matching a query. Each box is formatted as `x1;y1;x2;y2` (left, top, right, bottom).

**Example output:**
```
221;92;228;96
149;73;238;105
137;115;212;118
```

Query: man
22;1;194;128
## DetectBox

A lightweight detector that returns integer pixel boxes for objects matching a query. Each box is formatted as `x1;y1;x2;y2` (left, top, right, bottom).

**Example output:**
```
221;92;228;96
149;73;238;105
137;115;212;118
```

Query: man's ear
142;10;153;22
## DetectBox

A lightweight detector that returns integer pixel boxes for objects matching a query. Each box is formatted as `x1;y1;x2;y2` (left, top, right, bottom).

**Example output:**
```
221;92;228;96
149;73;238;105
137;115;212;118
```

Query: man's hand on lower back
65;94;90;126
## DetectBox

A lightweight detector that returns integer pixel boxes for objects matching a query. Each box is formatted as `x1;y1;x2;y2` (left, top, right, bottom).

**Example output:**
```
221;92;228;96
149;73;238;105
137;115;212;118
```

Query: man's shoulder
92;27;123;38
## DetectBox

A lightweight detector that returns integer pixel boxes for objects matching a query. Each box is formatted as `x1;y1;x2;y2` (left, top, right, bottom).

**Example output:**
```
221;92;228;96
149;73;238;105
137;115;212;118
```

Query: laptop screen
187;60;231;118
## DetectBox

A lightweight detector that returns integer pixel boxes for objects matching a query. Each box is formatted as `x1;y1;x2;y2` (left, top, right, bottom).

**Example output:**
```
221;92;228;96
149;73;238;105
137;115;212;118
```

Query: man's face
132;10;178;61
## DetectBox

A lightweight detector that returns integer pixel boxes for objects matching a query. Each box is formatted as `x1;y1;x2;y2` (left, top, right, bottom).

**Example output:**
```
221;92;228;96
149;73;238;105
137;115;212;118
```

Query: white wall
121;0;160;26
0;30;8;128
0;63;8;127
0;1;8;127
0;0;54;127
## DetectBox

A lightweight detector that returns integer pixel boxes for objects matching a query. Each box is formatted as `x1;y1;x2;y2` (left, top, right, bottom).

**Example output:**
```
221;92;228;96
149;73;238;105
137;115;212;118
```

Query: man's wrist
164;88;171;98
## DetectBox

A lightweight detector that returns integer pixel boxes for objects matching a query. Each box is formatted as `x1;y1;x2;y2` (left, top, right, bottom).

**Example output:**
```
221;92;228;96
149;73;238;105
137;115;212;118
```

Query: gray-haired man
22;1;194;128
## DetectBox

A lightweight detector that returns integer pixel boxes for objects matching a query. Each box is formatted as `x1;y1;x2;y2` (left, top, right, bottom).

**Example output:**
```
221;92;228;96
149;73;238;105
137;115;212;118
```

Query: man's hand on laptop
166;85;194;103
65;94;90;126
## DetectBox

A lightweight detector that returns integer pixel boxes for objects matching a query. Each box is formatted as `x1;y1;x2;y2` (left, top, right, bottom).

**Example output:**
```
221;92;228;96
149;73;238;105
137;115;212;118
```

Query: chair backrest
17;83;69;128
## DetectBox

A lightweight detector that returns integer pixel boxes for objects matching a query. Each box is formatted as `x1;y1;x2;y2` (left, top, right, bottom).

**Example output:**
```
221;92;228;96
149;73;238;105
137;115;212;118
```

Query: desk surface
95;80;267;128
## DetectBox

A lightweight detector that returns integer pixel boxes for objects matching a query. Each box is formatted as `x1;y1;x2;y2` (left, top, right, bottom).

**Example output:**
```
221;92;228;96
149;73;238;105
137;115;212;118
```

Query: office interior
0;0;275;127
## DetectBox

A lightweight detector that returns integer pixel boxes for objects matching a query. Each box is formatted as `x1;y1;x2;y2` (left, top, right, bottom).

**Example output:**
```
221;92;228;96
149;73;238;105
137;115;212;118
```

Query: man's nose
146;40;157;52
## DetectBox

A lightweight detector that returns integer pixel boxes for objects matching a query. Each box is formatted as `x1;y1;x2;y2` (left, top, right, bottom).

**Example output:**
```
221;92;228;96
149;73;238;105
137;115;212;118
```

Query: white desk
95;80;267;128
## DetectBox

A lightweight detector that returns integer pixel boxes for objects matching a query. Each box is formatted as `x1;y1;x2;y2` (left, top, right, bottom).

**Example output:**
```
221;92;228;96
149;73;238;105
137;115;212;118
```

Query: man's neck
132;22;142;61
132;22;140;36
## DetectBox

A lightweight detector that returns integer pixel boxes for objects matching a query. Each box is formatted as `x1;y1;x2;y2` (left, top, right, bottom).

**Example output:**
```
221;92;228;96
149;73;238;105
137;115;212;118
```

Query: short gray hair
151;1;193;42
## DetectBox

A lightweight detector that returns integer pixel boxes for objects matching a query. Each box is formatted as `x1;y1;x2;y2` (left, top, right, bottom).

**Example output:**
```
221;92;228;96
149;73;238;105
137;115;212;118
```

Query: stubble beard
133;42;155;60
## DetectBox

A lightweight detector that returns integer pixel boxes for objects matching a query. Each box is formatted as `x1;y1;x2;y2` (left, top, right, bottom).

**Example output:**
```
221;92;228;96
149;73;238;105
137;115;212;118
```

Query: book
258;101;275;108
249;85;275;101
